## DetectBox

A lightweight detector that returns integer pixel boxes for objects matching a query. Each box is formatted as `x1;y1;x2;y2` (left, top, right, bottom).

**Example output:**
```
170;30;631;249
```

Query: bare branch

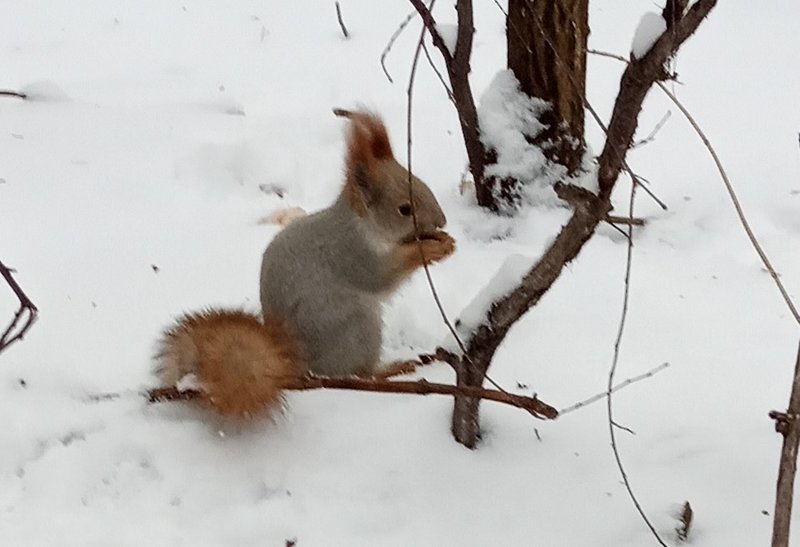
407;0;452;63
596;0;717;199
147;375;559;419
408;0;487;199
0;261;39;355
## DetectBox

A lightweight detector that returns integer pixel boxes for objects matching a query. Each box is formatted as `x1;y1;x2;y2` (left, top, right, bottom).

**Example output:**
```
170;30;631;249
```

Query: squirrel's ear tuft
336;109;394;216
337;109;394;167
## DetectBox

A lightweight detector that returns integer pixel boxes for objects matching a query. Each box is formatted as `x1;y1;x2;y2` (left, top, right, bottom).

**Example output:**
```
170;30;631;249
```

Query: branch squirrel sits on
154;109;456;418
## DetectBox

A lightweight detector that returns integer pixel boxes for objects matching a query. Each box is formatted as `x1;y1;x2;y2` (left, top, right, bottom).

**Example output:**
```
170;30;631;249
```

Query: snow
631;12;667;59
435;23;458;55
2;2;800;546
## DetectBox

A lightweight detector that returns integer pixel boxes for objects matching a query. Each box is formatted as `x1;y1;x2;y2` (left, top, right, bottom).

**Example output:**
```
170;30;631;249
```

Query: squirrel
154;109;456;419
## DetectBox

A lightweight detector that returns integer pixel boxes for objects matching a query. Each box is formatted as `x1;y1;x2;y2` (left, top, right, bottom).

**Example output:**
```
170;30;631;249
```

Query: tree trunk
451;358;484;448
508;0;588;174
452;0;589;446
476;0;589;212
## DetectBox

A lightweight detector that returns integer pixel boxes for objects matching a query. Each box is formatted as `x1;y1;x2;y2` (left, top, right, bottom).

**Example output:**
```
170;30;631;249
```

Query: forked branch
0;260;39;356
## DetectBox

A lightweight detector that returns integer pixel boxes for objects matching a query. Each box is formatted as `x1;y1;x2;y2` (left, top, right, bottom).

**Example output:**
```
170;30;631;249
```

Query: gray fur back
260;197;392;376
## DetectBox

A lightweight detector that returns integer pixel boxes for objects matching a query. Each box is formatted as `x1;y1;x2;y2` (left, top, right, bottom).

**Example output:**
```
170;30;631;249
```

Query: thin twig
334;2;349;39
405;2;519;405
655;81;800;325
0;261;39;355
0;90;27;100
606;163;667;546
589;46;800;325
559;362;670;415
146;375;559;418
588;48;628;63
421;41;455;103
606;215;646;227
380;10;417;83
633;110;672;149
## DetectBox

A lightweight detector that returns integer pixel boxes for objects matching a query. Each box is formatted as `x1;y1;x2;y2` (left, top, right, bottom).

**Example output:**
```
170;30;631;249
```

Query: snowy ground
1;1;799;545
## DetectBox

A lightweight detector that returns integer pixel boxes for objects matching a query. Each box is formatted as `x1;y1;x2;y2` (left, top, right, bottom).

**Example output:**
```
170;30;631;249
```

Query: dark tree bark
507;0;588;174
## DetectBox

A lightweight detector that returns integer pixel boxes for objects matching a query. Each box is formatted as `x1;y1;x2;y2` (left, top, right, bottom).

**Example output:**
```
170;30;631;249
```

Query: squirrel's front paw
408;231;455;265
421;231;455;263
395;231;456;274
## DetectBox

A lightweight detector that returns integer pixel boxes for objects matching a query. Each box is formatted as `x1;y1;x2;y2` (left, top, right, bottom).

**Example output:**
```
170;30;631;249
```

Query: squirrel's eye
398;203;413;216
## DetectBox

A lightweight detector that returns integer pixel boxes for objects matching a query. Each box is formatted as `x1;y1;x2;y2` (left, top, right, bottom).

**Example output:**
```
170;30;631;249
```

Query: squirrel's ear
336;109;394;168
336;109;394;216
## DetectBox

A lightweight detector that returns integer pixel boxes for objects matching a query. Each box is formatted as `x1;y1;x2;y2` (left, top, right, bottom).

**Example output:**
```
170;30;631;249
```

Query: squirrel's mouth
401;230;445;244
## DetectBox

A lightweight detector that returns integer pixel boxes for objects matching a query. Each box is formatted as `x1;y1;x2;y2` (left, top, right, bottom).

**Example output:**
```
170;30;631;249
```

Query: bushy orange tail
154;309;302;419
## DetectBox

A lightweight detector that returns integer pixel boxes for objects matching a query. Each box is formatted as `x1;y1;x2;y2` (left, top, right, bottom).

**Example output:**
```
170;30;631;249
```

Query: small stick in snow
605;215;646;227
0;90;27;100
676;501;693;542
334;2;349;39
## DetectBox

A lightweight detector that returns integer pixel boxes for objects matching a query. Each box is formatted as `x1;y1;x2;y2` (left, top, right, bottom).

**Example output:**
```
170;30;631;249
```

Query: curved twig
588;47;800;326
380;10;417;83
607;170;667;546
655;81;800;325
